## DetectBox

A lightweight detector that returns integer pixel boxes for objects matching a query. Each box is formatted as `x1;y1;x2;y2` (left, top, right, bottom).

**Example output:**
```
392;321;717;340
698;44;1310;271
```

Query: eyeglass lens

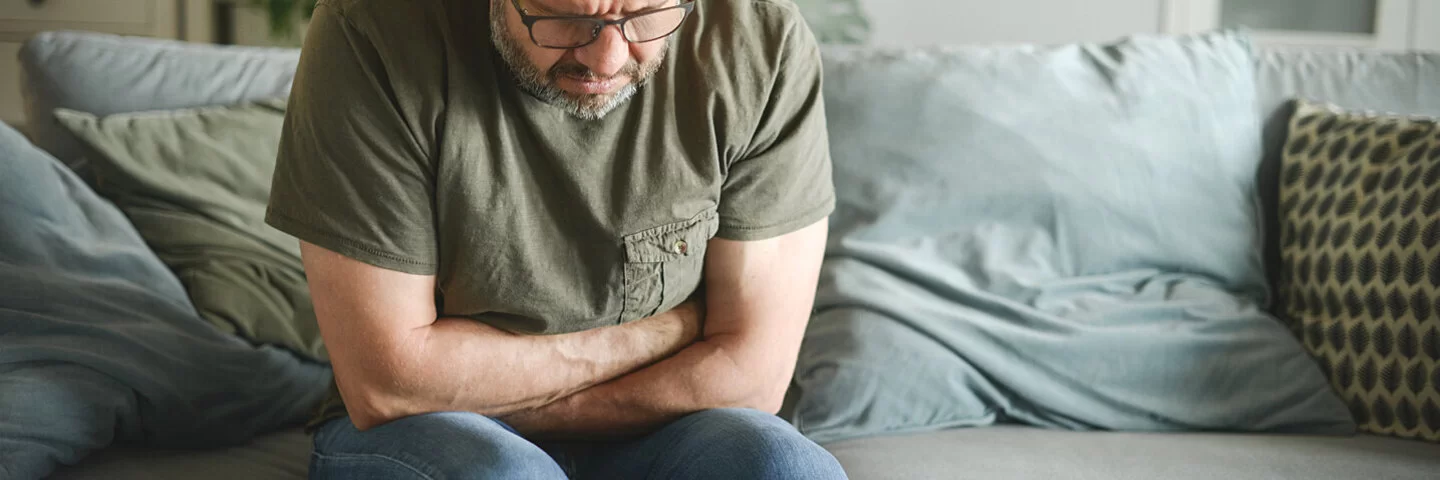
531;6;689;48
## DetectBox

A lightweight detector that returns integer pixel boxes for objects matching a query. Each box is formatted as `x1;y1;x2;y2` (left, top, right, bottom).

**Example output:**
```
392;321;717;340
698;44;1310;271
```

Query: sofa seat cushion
48;429;311;480
53;426;1440;480
826;426;1440;480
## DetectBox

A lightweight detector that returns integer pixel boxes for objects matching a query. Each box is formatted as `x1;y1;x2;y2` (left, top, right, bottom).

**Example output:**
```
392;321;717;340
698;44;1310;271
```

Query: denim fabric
310;409;847;479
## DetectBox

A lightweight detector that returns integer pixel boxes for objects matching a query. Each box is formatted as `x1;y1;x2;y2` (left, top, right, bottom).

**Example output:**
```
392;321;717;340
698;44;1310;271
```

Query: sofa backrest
1251;47;1440;297
18;31;299;170
19;30;1440;306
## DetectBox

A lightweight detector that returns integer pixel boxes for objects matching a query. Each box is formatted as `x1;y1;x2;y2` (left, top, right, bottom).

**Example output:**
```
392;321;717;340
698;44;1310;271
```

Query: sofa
6;27;1439;480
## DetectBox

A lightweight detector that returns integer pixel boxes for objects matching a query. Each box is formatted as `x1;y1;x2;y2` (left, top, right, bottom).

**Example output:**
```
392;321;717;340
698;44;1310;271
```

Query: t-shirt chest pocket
618;209;719;323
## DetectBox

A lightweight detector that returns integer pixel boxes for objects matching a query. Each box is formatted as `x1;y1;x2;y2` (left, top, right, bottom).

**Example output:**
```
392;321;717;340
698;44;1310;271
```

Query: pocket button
673;240;689;255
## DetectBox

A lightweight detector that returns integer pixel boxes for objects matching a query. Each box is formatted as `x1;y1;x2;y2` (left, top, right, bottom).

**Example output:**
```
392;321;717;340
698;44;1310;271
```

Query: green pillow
55;100;325;361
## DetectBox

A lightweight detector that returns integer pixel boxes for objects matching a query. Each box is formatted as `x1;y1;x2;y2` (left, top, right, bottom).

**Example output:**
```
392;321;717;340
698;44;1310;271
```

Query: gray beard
490;12;655;120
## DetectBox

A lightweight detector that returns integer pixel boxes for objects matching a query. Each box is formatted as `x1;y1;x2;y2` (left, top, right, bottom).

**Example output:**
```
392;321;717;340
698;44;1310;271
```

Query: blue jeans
310;408;847;479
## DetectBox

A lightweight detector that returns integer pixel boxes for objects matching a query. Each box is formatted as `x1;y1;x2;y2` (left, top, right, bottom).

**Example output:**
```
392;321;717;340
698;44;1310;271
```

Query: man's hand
301;241;704;431
497;218;828;440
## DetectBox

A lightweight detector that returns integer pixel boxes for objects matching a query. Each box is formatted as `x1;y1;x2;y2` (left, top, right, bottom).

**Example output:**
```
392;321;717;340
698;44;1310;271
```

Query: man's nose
572;24;629;77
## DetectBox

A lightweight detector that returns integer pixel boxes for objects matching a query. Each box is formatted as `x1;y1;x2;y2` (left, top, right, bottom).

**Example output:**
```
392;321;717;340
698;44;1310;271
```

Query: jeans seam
643;411;722;480
312;451;439;480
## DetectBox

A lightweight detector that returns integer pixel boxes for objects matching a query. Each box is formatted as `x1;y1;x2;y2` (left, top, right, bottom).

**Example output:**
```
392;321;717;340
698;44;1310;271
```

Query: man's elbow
710;377;785;415
702;342;789;415
747;374;791;414
344;388;413;431
333;353;426;431
747;391;786;416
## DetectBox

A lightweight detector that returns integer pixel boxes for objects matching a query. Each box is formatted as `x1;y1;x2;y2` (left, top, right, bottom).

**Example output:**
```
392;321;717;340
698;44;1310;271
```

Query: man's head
491;0;691;120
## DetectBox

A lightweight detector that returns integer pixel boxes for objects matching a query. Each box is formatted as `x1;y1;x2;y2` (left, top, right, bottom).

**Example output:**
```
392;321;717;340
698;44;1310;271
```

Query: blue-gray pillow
789;31;1356;444
0;121;329;478
19;31;298;171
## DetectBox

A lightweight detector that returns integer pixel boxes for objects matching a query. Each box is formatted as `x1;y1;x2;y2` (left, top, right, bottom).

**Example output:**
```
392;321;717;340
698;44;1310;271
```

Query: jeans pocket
619;209;719;323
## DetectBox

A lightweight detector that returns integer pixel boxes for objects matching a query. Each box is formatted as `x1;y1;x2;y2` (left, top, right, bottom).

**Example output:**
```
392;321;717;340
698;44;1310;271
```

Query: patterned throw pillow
1279;99;1440;442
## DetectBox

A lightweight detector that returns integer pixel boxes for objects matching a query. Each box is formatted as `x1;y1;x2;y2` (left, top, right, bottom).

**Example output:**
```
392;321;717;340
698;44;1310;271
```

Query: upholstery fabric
1277;100;1440;442
826;426;1440;480
788;31;1353;445
48;430;311;480
1253;48;1440;301
50;427;1440;480
18;31;298;171
53;100;323;361
0;120;328;479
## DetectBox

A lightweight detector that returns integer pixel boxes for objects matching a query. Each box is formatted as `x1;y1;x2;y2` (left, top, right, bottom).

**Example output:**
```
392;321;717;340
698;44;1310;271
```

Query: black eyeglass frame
509;0;697;49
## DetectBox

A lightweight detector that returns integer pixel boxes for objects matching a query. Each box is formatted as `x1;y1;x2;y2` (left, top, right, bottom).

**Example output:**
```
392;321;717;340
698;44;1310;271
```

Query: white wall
1415;0;1440;51
857;0;1166;47
856;0;1440;52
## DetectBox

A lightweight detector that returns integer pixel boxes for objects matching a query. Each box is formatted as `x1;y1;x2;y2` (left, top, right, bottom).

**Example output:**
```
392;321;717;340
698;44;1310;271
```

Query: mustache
549;61;643;81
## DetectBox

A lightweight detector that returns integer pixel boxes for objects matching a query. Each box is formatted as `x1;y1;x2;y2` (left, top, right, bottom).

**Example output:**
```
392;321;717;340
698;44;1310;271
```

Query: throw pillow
53;100;326;361
0;119;328;479
18;31;299;171
787;30;1355;444
1278;99;1440;442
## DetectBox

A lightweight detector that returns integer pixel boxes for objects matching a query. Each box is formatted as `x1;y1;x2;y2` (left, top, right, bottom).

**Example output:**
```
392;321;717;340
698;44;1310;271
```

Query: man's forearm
499;332;785;441
349;301;701;428
497;223;828;440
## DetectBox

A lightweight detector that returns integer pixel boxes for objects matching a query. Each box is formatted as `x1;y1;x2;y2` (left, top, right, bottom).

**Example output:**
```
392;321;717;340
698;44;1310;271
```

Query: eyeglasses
509;0;696;49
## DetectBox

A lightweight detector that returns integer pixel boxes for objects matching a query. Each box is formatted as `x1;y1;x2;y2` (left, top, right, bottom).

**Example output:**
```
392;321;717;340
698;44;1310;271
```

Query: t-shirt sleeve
264;2;439;275
715;16;835;241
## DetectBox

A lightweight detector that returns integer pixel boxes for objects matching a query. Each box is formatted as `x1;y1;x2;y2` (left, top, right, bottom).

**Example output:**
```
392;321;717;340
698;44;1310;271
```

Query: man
265;0;845;477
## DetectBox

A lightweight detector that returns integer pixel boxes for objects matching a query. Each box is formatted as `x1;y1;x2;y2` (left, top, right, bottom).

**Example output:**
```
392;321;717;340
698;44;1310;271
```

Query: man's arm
500;218;828;440
300;241;702;431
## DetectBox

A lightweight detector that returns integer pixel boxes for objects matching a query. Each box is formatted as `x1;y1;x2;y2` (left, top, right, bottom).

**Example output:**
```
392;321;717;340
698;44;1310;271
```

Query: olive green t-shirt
266;0;834;336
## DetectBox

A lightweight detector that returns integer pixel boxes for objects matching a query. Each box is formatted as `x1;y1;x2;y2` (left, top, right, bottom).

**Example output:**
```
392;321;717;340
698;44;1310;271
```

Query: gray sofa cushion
50;426;1440;480
827;427;1440;480
791;31;1353;445
18;31;299;170
49;429;310;480
1255;48;1440;117
1253;48;1440;302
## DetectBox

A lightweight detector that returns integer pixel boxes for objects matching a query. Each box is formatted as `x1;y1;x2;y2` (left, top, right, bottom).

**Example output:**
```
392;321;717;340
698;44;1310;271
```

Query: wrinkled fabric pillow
54;100;325;361
0;120;329;479
18;30;299;171
789;31;1355;444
